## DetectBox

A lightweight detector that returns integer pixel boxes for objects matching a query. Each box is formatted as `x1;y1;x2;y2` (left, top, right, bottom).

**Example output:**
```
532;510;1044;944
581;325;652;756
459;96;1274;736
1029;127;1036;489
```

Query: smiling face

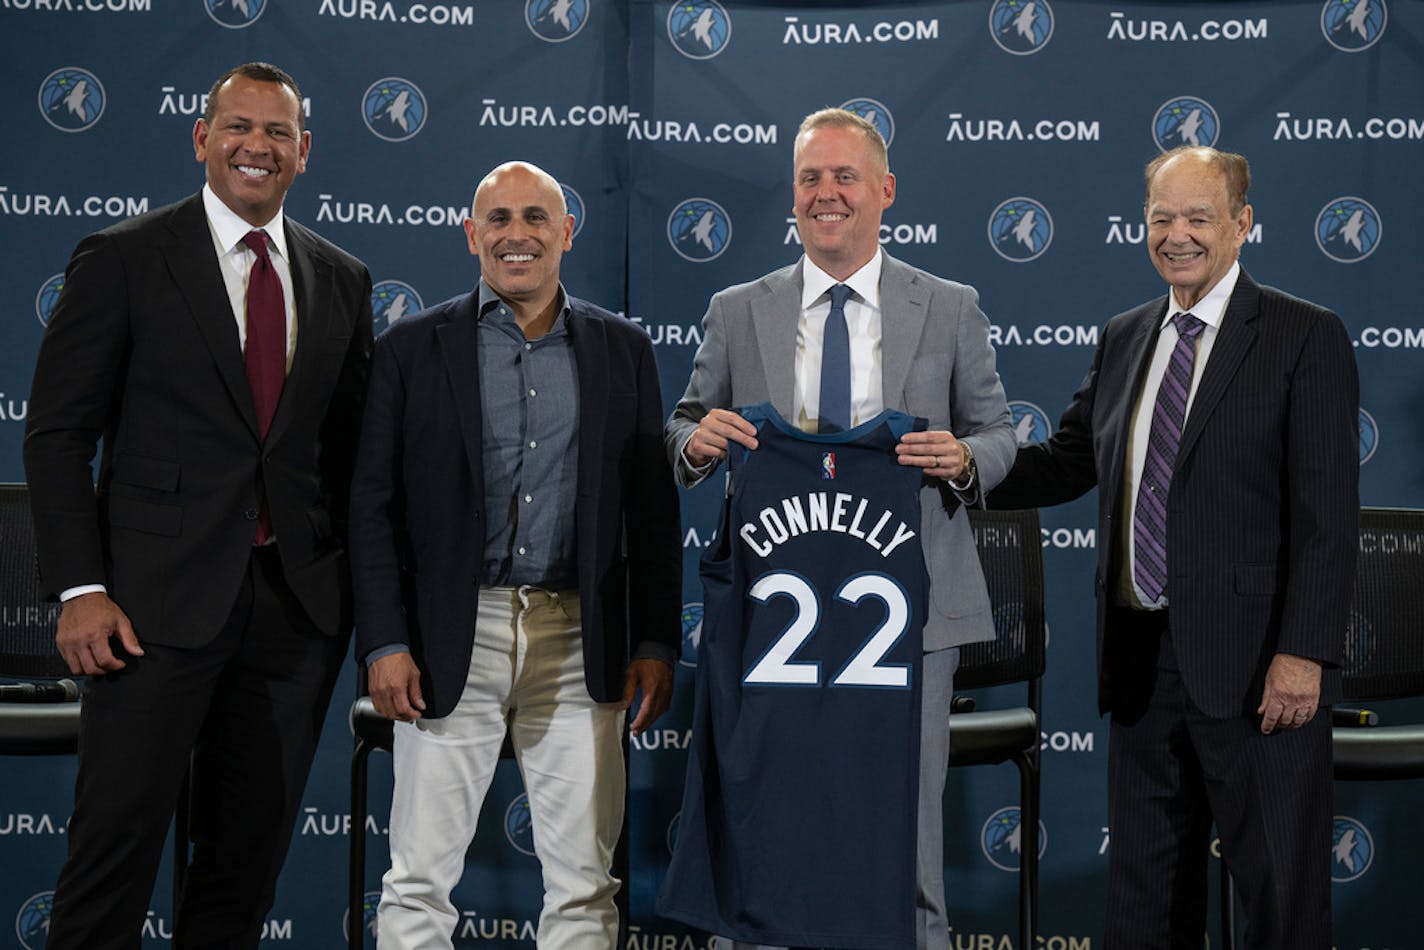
464;163;573;308
1145;152;1252;310
193;75;309;227
792;124;895;280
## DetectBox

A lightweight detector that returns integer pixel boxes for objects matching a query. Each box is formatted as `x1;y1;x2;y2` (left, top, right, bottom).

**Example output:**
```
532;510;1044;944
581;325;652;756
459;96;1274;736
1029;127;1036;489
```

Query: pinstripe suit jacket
991;270;1359;717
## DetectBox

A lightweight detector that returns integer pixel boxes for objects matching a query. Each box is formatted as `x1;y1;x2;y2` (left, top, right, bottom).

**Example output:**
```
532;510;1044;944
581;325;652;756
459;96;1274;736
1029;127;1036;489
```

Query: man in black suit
24;63;372;949
349;160;680;948
990;146;1357;949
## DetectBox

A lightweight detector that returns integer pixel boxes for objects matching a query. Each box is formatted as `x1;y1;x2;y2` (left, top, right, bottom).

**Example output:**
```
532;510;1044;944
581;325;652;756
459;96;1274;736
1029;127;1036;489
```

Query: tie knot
828;284;853;309
1172;311;1205;341
242;230;271;260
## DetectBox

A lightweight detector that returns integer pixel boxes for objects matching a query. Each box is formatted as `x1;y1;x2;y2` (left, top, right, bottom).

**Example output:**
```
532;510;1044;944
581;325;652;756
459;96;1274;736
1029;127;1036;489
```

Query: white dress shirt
792;250;885;432
1118;260;1240;609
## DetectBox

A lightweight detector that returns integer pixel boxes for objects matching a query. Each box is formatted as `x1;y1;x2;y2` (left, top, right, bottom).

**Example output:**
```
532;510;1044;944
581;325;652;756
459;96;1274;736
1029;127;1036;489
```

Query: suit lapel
437;295;486;486
752;264;802;416
569;302;608;509
1178;272;1260;462
266;220;334;446
878;255;929;409
1105;300;1168;497
161;195;260;438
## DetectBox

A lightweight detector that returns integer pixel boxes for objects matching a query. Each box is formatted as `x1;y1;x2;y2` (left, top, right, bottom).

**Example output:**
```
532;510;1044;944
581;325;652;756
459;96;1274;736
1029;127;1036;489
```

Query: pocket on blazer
112;453;180;492
1232;562;1278;596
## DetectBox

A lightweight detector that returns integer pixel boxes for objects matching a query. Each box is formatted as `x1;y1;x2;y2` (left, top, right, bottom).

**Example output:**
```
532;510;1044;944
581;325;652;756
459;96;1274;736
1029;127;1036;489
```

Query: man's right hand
56;592;142;676
683;408;759;467
368;652;426;722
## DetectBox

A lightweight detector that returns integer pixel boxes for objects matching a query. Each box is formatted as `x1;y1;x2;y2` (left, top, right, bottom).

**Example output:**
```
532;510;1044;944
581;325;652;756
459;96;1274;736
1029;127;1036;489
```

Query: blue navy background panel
658;403;928;949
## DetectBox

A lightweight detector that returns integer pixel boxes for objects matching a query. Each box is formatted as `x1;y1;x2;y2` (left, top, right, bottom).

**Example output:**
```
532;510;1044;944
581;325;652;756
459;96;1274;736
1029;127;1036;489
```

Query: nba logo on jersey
821;452;836;479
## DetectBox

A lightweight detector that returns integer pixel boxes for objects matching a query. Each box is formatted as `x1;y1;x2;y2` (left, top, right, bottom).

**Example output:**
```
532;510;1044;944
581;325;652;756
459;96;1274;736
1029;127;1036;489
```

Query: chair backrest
1341;507;1424;702
0;483;66;680
958;507;1046;691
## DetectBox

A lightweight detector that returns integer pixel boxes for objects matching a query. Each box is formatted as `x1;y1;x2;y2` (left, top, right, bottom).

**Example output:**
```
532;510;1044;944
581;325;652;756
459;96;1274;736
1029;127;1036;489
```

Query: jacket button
244;508;260;521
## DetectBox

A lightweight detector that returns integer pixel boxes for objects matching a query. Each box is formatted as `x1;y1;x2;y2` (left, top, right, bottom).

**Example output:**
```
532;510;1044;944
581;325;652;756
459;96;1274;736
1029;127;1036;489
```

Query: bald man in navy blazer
991;146;1358;949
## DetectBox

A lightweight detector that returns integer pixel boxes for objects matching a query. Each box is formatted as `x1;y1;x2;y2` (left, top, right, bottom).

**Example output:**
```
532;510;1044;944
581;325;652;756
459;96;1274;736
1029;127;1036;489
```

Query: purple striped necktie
1133;311;1205;603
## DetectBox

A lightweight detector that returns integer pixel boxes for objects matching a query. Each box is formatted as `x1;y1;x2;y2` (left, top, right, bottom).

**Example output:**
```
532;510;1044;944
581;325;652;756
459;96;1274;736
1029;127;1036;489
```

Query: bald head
471;161;566;219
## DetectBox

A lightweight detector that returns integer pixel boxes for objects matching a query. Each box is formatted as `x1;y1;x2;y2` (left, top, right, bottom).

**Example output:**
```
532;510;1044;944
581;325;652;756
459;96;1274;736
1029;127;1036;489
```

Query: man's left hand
622;658;674;736
1257;653;1323;734
896;430;967;481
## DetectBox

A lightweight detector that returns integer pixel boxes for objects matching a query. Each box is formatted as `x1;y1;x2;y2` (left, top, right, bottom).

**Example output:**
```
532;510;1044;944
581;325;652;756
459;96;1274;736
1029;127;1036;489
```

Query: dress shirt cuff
364;643;411;666
60;584;107;602
632;641;677;667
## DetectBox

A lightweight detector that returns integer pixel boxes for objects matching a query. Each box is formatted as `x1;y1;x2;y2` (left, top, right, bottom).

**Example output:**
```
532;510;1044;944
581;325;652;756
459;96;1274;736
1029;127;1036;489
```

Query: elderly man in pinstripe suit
991;146;1358;950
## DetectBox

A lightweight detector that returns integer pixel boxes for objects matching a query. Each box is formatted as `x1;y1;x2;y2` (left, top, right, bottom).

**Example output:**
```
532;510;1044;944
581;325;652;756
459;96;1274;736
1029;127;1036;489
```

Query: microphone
0;679;80;702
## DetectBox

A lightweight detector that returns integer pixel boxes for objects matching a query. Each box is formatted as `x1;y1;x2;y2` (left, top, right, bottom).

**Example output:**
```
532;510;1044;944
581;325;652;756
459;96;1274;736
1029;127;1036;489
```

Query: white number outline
742;570;912;689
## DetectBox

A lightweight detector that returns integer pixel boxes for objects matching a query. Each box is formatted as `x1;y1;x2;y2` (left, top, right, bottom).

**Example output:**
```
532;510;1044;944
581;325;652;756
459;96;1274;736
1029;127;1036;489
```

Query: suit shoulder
570;297;653;348
885;254;979;298
85;194;199;246
1256;283;1339;323
710;261;799;305
379;292;473;345
1104;295;1168;334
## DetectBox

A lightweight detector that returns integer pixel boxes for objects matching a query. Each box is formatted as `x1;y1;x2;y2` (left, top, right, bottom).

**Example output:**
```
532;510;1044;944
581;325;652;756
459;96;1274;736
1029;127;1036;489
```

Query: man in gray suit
664;107;1015;950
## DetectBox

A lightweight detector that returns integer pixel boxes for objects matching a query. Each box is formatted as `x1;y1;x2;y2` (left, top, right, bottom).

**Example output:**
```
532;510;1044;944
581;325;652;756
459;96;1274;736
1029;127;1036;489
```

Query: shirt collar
202;183;289;262
1163;260;1240;331
476;279;571;325
801;249;883;311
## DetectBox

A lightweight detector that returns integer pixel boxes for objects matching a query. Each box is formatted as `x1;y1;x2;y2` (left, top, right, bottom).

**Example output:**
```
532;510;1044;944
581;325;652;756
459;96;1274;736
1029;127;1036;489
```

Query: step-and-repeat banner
3;1;1421;947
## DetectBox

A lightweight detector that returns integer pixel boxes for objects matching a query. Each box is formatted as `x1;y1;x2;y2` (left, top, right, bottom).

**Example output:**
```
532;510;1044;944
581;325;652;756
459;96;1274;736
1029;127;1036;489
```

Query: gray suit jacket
665;253;1015;650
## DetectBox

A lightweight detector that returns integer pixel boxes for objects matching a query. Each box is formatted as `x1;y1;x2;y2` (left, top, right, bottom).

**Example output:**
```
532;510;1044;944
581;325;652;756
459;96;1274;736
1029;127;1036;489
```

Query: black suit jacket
991;270;1358;718
24;193;374;644
348;291;682;719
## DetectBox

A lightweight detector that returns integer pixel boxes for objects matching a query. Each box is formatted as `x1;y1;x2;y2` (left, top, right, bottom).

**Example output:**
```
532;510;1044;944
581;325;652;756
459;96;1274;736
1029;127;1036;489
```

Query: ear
295;129;311;175
463;217;480;258
881;171;896;210
1234;203;1254;246
193;119;209;162
562;213;575;251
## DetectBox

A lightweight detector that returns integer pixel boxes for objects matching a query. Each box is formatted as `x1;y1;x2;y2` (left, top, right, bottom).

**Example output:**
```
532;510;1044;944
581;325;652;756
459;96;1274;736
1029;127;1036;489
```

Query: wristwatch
949;441;977;490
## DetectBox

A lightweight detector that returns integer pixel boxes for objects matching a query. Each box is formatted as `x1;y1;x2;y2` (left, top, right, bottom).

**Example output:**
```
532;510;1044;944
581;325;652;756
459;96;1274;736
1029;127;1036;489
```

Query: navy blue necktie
818;283;853;433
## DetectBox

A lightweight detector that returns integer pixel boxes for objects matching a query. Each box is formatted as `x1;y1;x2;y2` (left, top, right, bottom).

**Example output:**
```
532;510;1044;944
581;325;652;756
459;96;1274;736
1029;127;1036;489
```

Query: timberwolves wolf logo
39;67;105;132
36;274;66;327
667;198;731;262
1331;816;1374;882
1322;0;1386;51
838;98;895;148
1152;96;1220;152
561;183;586;239
504;793;537;856
988;198;1053;263
667;0;731;60
679;603;703;668
362;78;428;143
340;891;381;944
1316;197;1381;263
526;0;589;42
371;280;424;336
204;0;266;29
1007;401;1050;445
16;891;54;950
981;806;1047;871
989;0;1054;55
1357;407;1379;464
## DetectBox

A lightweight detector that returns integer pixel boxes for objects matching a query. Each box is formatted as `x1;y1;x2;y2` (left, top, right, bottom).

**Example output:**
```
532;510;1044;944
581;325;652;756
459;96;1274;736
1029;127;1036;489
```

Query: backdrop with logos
2;1;1421;947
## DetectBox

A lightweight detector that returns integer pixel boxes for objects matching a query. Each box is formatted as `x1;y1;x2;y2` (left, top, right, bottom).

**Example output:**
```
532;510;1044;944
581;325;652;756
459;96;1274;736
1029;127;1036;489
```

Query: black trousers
1103;607;1332;950
48;546;348;950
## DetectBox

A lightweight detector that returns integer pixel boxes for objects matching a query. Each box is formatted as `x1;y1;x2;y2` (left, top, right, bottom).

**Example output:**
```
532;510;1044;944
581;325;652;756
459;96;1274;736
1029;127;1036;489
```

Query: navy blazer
991;270;1359;718
349;291;681;719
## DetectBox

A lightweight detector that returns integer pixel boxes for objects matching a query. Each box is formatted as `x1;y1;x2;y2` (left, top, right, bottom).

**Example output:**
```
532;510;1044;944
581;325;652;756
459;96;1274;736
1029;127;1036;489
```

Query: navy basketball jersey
658;403;928;949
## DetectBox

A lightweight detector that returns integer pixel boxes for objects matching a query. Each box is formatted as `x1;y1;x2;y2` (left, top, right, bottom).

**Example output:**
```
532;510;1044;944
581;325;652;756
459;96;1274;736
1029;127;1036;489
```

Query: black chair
1220;506;1424;949
348;671;631;949
0;483;193;910
954;507;1046;950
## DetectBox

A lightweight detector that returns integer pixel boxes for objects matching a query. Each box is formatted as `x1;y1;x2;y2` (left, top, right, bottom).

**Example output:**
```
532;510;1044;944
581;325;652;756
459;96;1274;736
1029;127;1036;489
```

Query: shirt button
524;343;533;351
518;546;527;555
528;388;537;397
243;508;259;521
529;440;537;448
524;494;533;503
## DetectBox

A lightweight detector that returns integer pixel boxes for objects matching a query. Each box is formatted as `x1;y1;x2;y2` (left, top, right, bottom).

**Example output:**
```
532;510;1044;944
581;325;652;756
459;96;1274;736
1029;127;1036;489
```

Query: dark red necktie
242;229;286;543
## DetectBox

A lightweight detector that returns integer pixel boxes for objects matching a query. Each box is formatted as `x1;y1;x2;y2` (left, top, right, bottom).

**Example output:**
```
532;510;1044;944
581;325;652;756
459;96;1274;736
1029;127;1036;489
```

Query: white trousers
378;585;627;949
